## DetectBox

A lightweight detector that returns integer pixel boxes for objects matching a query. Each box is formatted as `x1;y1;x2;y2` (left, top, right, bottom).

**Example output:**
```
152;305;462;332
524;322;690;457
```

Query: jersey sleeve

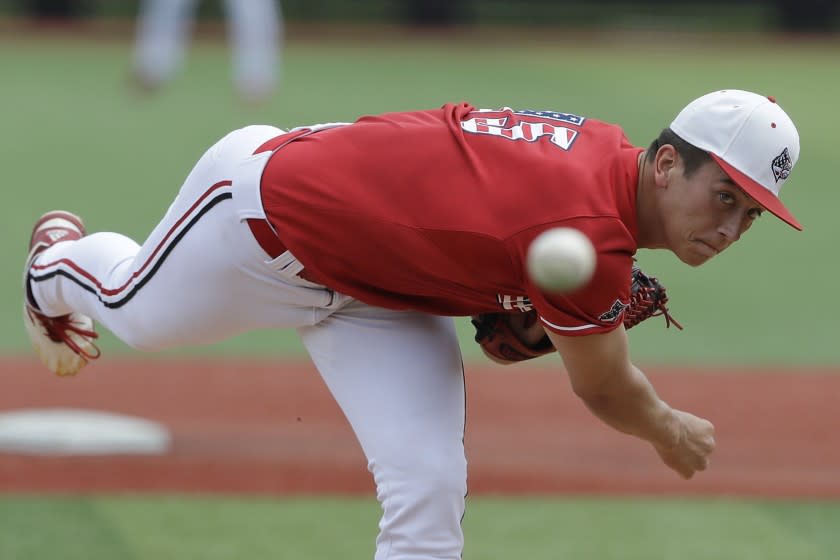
514;219;636;336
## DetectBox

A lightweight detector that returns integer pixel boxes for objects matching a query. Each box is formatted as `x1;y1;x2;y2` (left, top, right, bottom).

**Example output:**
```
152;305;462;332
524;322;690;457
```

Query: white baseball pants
28;126;468;559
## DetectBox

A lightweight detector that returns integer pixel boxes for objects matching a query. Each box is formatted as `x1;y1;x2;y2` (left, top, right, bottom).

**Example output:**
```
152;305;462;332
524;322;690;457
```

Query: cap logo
771;147;793;183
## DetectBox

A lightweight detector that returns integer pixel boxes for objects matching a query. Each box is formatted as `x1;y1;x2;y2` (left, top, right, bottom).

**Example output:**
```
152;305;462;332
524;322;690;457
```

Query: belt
246;218;316;283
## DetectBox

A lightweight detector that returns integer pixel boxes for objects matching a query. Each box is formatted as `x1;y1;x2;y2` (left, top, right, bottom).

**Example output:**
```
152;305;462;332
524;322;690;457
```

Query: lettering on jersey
461;117;579;151
513;109;586;126
497;294;534;312
598;299;629;323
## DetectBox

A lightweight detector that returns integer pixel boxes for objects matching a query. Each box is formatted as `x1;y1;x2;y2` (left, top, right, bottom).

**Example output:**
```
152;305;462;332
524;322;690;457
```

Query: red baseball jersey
260;103;643;336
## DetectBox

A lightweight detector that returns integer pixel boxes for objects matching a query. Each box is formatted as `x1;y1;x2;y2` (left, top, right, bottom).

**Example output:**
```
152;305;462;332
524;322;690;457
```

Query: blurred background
1;1;839;559
5;0;840;31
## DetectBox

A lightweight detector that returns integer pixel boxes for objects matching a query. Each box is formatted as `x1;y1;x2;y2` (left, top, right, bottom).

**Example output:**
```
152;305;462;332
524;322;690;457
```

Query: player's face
661;160;764;266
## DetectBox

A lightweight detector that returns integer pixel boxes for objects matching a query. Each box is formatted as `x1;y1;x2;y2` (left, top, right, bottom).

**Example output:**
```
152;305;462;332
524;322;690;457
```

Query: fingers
676;453;711;479
657;413;716;479
666;454;709;479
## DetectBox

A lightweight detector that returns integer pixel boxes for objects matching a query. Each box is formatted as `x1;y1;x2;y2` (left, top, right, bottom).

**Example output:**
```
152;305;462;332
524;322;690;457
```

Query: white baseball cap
670;89;801;230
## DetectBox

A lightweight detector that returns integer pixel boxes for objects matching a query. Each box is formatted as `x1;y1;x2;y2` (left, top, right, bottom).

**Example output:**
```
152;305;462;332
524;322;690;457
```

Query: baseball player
23;90;800;560
132;0;282;104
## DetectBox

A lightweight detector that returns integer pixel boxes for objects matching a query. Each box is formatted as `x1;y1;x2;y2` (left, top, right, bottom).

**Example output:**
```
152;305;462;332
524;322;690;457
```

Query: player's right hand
653;410;716;479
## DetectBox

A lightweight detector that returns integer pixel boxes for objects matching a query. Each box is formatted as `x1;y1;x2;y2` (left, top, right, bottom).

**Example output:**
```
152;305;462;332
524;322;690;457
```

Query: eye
718;192;735;205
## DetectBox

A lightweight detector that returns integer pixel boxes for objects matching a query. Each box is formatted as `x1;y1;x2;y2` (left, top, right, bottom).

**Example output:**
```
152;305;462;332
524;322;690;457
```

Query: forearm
577;364;679;448
551;328;713;478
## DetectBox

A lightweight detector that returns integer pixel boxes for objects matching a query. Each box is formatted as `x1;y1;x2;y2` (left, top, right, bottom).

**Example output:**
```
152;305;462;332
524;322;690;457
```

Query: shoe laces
26;307;101;361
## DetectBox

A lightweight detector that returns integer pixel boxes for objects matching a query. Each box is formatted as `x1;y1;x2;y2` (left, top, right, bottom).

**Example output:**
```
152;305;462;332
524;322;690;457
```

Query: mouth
692;239;721;257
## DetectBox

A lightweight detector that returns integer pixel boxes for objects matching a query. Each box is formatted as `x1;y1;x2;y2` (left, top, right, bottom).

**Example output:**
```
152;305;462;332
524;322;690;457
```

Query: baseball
526;227;596;293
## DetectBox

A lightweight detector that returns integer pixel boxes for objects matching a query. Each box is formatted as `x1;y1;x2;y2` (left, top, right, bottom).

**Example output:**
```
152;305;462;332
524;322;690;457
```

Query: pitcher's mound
0;408;170;455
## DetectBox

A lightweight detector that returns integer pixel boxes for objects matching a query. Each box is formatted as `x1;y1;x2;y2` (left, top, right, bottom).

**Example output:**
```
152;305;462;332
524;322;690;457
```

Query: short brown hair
646;128;713;178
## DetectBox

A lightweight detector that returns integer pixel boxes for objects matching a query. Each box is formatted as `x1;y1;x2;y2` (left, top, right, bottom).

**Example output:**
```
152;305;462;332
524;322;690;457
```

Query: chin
676;249;711;267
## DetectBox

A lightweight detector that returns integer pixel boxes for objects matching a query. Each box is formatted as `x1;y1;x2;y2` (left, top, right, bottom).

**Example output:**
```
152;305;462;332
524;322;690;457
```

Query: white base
0;408;171;455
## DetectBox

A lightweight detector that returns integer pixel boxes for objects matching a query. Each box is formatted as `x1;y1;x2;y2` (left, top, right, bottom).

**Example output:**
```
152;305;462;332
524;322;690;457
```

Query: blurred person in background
131;0;282;105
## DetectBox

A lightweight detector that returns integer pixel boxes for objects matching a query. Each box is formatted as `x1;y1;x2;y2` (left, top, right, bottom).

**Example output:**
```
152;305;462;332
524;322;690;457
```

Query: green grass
2;32;839;364
1;494;839;559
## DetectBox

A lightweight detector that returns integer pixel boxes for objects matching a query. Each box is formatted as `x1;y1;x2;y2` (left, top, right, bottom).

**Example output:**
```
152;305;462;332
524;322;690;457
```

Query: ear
653;144;678;188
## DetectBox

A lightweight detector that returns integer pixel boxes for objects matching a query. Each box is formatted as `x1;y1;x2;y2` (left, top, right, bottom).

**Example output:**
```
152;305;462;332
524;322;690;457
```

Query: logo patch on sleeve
598;299;629;323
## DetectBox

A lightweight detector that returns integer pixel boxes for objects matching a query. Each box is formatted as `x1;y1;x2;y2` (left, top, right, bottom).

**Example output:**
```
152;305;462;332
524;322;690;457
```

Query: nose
717;213;744;243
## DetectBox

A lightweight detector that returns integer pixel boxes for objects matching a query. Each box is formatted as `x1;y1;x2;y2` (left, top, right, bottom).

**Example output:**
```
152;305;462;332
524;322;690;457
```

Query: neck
635;151;666;249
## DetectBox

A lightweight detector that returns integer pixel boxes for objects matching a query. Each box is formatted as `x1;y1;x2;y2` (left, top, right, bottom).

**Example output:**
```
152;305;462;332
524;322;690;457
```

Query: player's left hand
471;311;554;364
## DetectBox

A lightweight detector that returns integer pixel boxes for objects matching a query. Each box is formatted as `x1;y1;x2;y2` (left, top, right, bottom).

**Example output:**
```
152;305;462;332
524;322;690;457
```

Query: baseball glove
623;265;683;330
472;265;681;364
470;310;555;364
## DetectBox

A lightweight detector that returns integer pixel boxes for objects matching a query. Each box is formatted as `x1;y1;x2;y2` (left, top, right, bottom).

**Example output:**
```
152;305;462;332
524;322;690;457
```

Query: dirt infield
1;357;838;498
